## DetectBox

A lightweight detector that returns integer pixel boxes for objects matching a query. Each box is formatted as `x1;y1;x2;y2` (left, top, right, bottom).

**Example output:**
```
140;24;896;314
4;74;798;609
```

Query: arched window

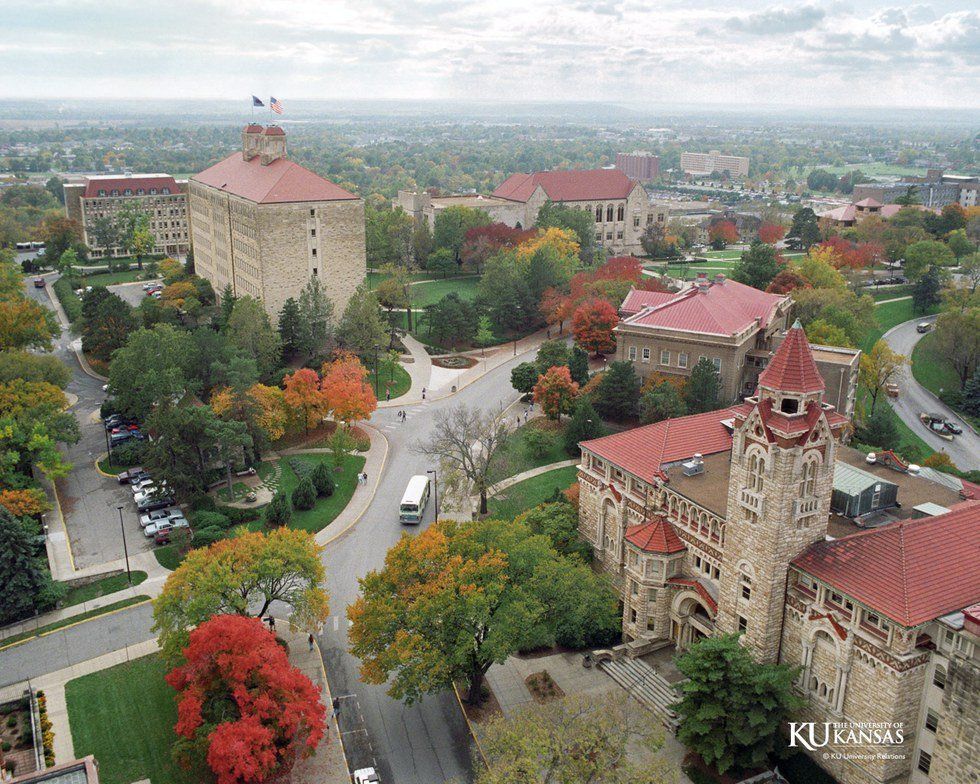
601;500;617;552
617;205;625;221
933;665;947;690
800;458;818;497
747;452;766;492
606;205;614;222
595;205;602;223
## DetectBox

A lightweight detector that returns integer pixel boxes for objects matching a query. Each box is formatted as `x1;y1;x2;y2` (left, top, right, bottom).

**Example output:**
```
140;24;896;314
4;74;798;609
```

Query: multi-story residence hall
577;324;980;784
189;125;366;321
64;173;190;258
616;273;860;416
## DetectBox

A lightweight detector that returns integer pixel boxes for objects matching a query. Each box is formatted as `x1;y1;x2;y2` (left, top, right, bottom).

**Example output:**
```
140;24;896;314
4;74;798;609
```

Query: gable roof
792;501;980;627
582;406;740;483
82;174;179;198
619;278;787;336
192;152;358;204
854;197;883;208
757;321;825;393
492;168;638;203
620;288;677;316
625;517;686;554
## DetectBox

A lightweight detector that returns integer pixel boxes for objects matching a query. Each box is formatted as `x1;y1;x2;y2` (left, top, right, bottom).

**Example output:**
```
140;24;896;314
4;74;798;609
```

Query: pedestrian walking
266;616;276;631
386;389;391;401
363;471;368;483
308;633;315;651
422;387;426;400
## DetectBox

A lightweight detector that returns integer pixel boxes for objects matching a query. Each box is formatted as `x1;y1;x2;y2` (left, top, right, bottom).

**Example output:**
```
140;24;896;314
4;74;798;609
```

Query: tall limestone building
188;125;365;321
577;323;980;784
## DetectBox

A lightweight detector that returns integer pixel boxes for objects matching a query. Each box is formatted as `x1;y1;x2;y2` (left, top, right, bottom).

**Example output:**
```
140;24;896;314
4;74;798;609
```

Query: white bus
399;475;430;524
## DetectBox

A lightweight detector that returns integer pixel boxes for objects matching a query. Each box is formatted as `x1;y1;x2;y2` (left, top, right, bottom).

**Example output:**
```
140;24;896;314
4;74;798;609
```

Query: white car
133;487;169;506
139;507;183;528
144;516;189;538
131;478;156;495
353;769;380;784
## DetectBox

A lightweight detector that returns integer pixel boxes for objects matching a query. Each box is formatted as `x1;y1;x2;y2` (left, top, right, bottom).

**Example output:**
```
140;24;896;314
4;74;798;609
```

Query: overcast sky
4;0;979;108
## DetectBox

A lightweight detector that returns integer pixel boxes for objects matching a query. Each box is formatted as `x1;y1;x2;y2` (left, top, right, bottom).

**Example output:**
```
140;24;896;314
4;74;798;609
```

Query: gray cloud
728;5;826;35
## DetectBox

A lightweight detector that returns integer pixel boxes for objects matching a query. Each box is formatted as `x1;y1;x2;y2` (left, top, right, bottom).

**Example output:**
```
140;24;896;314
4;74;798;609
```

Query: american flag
270;96;284;115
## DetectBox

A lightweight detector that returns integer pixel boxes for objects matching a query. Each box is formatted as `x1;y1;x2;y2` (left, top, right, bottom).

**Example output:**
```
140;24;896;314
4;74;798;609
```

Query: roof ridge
896;524;911;626
261;159;296;201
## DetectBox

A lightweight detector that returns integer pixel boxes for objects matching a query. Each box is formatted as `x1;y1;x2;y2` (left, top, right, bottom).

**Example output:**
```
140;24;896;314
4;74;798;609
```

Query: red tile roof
192;153;358;204
244;124;263;133
82;175;179;198
620;288;676;316
757;322;825;393
582;406;740;483
792;501;980;627
263;125;286;136
854;197;883;208
492;168;638;203
625;517;686;553
619;278;786;336
667;577;718;614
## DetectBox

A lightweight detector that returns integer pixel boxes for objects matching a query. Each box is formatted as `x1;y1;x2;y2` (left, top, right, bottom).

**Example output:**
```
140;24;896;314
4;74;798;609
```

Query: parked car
111;424;140;434
136;494;175;513
117;467;149;484
944;421;963;435
885;383;900;398
354;769;380;784
110;431;135;447
142;281;162;291
130;478;157;495
144;516;189;538
104;414;137;431
33;277;45;288
139;507;184;527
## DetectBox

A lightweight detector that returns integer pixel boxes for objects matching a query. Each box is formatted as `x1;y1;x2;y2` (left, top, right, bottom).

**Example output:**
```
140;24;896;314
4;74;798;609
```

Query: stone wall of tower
929;651;980;784
715;411;836;662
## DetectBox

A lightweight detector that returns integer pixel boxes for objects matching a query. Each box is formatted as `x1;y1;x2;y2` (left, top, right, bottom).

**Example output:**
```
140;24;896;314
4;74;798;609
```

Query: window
738;616;748;633
630;608;637;623
634;216;640;228
311;248;317;256
161;188;170;195
311;228;316;237
595;206;602;223
617;205;624;221
678;352;688;369
606;232;613;240
748;452;766;492
740;573;752;601
933;665;946;690
924;710;939;733
616;230;624;240
917;750;931;774
595;231;602;242
312;268;318;276
699;354;707;364
660;349;670;365
111;189;119;196
98;189;106;196
628;346;637;361
310;209;316;217
712;357;722;372
800;459;818;498
631;580;639;596
641;347;651;363
606;205;614;222
149;188;157;195
124;188;132;196
646;617;656;631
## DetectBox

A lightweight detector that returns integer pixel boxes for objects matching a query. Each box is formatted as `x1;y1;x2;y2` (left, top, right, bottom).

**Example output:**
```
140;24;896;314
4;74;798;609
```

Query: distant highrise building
615;152;660;181
681;150;750;178
188;125;366;322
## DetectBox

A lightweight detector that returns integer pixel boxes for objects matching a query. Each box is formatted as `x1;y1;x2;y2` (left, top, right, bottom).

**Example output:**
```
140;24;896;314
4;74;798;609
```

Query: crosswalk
380;402;428;431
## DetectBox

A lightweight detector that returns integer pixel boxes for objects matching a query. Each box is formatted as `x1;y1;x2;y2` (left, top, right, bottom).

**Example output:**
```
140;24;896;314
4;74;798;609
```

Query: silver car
144;516;189;537
139;507;183;528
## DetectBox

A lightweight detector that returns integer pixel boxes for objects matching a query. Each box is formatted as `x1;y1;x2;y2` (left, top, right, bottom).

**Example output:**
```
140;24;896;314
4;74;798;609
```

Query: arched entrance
670;592;716;650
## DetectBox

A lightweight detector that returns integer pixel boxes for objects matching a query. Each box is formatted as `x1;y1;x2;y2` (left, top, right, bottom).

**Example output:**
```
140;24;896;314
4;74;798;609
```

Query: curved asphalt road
882;315;979;471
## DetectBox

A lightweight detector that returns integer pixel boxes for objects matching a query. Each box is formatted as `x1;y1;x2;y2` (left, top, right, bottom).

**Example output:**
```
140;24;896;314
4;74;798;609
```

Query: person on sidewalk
386;389;391;401
422;387;426;400
308;633;315;651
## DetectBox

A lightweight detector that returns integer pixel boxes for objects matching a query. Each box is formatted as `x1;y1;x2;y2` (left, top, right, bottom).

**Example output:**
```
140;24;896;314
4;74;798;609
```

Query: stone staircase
598;656;681;730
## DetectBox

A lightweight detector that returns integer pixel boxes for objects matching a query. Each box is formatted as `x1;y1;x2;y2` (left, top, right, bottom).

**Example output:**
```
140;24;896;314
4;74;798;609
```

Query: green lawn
702;249;744;260
867;285;912;302
366;357;412;400
0;596;150;650
66;655;201;784
154;545;182;571
408;276;482;307
911;332;979;430
62;571;147;607
366;270;464;287
266;453;365;533
82;269;155;287
490;421;574;480
487;465;579;520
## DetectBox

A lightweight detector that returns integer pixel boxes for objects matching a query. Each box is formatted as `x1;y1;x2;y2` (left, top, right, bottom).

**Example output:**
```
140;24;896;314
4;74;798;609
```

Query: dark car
137;494;175;513
944;421;963;435
109;431;134;447
33;277;45;288
104;415;137;431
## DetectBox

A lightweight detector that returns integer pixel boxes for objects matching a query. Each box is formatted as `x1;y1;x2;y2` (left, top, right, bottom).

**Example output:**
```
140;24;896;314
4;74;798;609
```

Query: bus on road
399;475;430;524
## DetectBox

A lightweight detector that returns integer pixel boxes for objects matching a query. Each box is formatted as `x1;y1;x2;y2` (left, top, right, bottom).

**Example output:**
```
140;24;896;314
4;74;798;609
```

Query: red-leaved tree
757;221;786;244
572;298;619;356
321;351;377;427
166;614;326;784
766;269;811;294
532;365;579;420
283;368;329;435
708;220;739;246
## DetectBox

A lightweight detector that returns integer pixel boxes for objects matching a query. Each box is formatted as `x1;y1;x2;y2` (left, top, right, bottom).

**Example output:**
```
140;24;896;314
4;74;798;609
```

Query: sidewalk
378;333;431;407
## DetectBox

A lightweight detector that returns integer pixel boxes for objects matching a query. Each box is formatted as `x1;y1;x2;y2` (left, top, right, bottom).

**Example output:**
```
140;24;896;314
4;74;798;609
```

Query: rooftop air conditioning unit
866;452;877;464
682;453;704;477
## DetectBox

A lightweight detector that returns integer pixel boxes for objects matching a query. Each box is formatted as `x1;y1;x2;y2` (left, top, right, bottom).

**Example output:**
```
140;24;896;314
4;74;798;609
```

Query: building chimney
694;271;710;292
714;273;726;285
242;124;263;161
259;125;287;166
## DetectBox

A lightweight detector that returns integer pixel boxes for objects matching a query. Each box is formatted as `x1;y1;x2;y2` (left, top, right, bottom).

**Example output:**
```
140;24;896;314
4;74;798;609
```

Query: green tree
278;297;302;359
592;361;641;422
961;367;980;417
57;247;79;278
904;240;955;281
142;403;216;498
433;205;491;262
510;361;539;396
855;406;898;448
226;296;282;381
947;228;974;259
0;351;71;388
789;207;820;248
0;507;63;625
107;324;198;419
563;397;605;455
478;252;538;334
217;284;237;330
933;307;980;389
296;276;334;358
337;284;387;357
912;266;943;313
422;292;478;349
206;416;253;499
425;247;457;278
412;218;434;268
684;357;722;413
80;288;138;362
568;345;590;386
118;202;155;269
474;315;495;350
265;490;292;528
732;241;782;291
894;185;920;206
291;475;317;511
527;244;572;301
674;635;801;776
535;200;595;261
89;215;119;254
310;461;335;497
640;381;687;424
535;339;570;376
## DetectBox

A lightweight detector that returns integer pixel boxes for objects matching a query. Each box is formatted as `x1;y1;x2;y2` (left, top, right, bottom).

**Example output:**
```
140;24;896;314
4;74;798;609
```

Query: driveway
882;315;979;471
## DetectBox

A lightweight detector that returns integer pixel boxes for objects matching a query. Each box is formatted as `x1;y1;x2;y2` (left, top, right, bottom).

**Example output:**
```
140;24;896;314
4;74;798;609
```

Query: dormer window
111;189;119;196
98;189;106;196
161;188;170;194
124;188;133;196
780;398;799;414
150;188;157;194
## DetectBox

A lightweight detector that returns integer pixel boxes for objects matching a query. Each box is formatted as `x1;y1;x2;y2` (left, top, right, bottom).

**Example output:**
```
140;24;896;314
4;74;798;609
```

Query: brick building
576;325;980;783
615;152;661;181
188;125;366;322
63;173;190;258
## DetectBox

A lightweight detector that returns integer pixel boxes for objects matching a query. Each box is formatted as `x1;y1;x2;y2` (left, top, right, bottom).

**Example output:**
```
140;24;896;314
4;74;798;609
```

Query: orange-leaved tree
572;298;618;356
757;221;786;244
0;488;51;516
321;352;377;427
283;368;329;435
533;365;579;420
166;614;326;784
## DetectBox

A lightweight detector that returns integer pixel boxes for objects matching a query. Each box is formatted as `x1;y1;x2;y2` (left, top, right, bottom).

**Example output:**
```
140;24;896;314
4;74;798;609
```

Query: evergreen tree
684;358;722;413
856;406;899;448
291;476;317;511
264;490;292;528
789;207;820;248
962;367;980;417
732;241;782;291
310;461;335;497
296;276;334;358
510;362;540;396
0;508;60;625
568;346;590;387
337;284;387;357
278;297;302;359
640;381;687;424
535;339;570;375
592;361;641;422
563;398;605;455
912;266;942;313
674;635;802;776
218;284;237;330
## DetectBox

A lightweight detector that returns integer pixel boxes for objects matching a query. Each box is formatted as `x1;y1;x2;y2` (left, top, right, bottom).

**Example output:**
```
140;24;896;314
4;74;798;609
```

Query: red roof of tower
262;125;286;136
492;169;638;203
792;501;980;627
192;153;358;204
243;124;263;133
625;518;686;554
757;321;825;393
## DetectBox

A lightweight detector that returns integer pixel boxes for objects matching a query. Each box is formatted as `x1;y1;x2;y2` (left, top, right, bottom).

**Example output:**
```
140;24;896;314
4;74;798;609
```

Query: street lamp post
104;424;111;457
427;469;439;521
116;505;132;584
372;345;380;397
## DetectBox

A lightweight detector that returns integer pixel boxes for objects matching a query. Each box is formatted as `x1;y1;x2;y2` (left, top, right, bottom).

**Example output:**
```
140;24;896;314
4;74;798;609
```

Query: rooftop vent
908;464;921;475
866;452;877;464
682;453;704;477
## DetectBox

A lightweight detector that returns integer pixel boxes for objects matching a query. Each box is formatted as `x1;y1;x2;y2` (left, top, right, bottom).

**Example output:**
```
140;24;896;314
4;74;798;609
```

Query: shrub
191;511;231;531
52;277;82;322
1;741;10;752
310;462;335;497
291;476;317;511
264;491;292;528
6;715;16;727
188;493;218;513
191;526;225;548
522;428;559;460
223;506;261;525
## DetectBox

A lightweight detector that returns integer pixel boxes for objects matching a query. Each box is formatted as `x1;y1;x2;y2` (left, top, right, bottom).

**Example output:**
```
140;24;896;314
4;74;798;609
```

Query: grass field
81;269;153;287
487;465;579;520
490;421;573;480
0;596;150;650
272;453;365;533
367;357;412;400
911;332;979;430
408;276;482;307
62;571;147;607
867;286;912;302
66;655;201;784
366;270;466;287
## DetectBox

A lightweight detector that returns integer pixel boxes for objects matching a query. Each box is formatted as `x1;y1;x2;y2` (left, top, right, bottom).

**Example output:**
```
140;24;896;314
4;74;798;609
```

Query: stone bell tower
716;322;843;662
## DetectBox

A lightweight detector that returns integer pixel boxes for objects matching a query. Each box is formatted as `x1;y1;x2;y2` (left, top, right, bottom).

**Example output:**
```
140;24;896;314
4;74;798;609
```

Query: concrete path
484;459;579;500
380;333;431;407
875;295;913;305
882;315;979;470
